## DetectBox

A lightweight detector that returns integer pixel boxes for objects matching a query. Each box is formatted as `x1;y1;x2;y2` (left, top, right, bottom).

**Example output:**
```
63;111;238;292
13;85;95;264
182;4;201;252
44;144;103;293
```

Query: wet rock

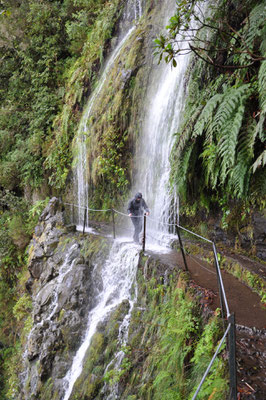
121;69;132;89
66;224;76;233
25;276;34;294
40;197;62;222
252;212;266;261
35;281;56;308
29;261;45;280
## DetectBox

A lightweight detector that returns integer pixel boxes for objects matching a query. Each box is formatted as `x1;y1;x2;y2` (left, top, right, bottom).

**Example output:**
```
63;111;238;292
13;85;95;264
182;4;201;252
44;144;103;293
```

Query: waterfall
73;0;143;231
132;14;192;245
62;242;139;400
62;0;193;397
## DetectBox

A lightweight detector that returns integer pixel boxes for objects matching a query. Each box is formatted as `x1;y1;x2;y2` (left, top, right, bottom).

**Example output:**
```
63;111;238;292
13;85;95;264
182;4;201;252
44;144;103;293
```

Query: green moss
39;377;60;400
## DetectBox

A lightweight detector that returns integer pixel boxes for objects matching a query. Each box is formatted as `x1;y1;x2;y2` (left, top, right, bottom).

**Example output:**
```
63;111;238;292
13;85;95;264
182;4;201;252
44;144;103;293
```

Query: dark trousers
131;216;143;243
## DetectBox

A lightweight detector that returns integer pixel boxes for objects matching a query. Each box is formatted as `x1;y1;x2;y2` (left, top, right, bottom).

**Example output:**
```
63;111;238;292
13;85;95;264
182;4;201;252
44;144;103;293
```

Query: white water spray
133;14;192;244
62;242;139;400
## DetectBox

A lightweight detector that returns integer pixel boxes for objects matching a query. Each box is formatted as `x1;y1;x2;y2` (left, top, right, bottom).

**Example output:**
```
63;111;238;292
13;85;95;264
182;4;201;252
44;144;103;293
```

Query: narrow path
76;222;266;398
148;249;265;328
147;248;266;400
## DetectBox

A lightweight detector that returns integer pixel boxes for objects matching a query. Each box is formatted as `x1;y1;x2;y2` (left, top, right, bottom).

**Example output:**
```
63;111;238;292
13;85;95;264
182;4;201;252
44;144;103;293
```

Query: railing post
82;207;87;234
212;243;226;323
71;203;74;224
112;208;116;239
228;313;237;400
176;225;188;271
142;213;146;252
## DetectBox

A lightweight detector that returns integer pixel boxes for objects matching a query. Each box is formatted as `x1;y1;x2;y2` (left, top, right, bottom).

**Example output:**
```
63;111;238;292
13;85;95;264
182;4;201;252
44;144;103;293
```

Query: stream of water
62;242;139;400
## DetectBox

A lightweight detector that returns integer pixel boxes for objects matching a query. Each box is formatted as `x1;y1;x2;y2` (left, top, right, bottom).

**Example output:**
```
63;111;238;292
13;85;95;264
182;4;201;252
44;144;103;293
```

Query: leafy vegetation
119;268;228;400
155;0;266;217
0;0;124;193
0;189;47;398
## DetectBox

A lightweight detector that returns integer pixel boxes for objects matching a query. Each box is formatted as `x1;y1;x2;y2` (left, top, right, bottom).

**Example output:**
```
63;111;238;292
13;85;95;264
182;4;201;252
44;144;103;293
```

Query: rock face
21;198;111;400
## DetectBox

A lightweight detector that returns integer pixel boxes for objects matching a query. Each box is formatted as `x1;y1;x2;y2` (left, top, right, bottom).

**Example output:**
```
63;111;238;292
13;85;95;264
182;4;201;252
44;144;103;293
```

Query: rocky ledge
21;198;111;399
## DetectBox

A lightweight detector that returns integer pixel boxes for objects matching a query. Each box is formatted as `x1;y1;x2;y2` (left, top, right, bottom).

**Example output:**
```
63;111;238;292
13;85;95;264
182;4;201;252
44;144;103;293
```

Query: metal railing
63;202;237;399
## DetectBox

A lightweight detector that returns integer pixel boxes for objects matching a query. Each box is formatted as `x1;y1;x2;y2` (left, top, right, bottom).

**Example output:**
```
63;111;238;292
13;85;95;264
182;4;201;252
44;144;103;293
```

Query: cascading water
133;40;191;244
73;0;142;231
62;242;139;400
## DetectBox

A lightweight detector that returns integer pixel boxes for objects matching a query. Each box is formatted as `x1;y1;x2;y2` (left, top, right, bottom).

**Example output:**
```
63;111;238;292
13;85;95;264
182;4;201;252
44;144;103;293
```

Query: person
127;192;150;243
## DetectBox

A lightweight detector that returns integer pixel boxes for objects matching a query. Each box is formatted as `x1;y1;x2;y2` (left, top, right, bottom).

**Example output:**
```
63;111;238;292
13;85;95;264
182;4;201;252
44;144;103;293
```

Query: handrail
192;322;231;400
63;201;237;399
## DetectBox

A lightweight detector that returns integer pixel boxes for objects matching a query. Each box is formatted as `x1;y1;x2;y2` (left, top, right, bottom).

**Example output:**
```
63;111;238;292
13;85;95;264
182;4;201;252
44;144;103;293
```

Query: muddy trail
148;249;266;400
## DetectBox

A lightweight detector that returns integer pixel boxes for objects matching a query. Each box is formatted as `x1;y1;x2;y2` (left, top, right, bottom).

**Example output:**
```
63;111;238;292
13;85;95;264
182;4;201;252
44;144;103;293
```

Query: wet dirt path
147;248;266;400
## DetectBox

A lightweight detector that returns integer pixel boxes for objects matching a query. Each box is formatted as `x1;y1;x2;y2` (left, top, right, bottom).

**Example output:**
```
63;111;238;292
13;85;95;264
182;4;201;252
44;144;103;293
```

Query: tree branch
189;44;256;69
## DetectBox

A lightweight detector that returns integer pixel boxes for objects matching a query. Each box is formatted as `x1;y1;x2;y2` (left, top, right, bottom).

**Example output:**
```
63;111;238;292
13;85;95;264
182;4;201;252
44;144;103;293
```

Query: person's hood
135;192;142;199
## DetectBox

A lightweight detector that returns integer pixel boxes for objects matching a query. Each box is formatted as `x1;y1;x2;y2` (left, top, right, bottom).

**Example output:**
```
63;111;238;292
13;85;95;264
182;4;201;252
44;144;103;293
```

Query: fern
256;60;266;141
193;93;223;138
174;146;193;198
252;150;266;173
250;167;266;202
218;103;246;183
201;143;220;189
212;85;250;134
229;162;250;198
258;60;266;109
243;2;266;52
237;119;257;161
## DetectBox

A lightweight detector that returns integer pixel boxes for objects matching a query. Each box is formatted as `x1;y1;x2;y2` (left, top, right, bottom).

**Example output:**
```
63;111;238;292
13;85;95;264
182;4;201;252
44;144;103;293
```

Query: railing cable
63;200;236;399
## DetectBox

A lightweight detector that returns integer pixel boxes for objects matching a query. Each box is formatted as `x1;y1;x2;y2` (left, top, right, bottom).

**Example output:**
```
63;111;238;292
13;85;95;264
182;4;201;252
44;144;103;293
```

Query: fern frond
255;110;266;142
201;143;219;188
218;103;246;183
212;85;250;134
229;162;250;198
192;93;223;138
258;59;266;108
244;2;266;51
237;118;257;161
171;104;202;179
252;150;266;173
175;146;193;198
250;168;266;202
257;60;266;141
